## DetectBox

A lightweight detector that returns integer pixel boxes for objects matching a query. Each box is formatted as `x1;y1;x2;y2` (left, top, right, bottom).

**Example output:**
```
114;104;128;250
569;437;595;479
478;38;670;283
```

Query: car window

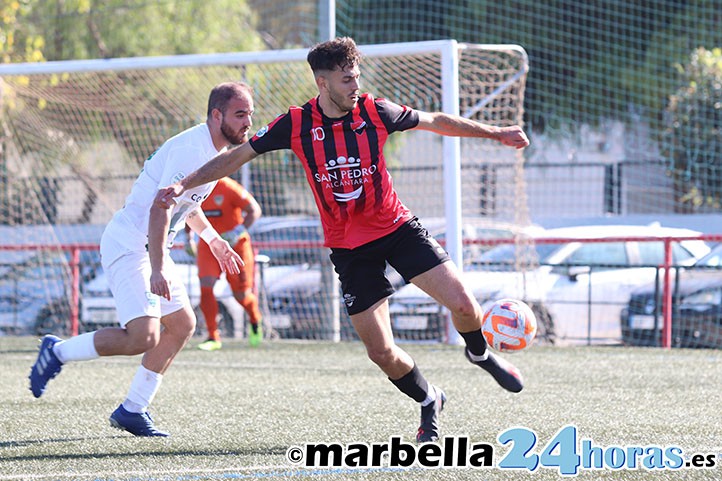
637;241;700;266
251;222;324;265
637;241;665;266
434;226;516;261
565;242;628;266
253;225;322;242
695;244;722;267
471;242;560;270
700;254;722;267
670;242;699;264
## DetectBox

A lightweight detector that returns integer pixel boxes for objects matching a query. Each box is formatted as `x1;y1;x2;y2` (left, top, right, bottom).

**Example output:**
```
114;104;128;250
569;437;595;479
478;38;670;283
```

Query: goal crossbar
0;40;523;75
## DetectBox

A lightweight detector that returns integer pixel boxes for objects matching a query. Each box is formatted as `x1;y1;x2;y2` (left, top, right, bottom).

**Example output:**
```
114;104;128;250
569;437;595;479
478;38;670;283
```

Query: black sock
389;364;429;403
460;329;487;357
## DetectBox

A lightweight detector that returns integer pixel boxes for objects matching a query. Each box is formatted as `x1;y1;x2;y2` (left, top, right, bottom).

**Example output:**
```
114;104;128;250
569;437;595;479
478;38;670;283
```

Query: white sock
467;349;489;363
123;365;163;413
420;384;437;407
53;332;99;363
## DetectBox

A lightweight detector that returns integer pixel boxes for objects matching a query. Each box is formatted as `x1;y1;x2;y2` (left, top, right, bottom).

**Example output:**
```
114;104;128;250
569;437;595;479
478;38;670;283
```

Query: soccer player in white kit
29;82;252;436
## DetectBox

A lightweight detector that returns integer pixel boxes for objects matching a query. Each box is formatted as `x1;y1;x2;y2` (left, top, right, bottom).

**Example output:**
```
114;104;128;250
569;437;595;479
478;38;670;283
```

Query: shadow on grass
0;347;39;354
0;437;288;462
0;436;125;448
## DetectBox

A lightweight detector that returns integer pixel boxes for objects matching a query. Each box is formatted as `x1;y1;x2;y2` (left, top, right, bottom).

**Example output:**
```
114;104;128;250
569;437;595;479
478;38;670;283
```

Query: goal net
0;41;530;342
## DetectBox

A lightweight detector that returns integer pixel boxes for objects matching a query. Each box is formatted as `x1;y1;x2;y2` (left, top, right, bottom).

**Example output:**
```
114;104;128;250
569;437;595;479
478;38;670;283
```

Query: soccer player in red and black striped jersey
155;37;530;443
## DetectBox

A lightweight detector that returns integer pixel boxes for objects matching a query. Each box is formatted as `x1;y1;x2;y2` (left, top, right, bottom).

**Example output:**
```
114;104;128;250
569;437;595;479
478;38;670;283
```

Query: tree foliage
664;47;722;211
336;0;722;135
621;0;722;131
1;0;45;63
11;0;264;61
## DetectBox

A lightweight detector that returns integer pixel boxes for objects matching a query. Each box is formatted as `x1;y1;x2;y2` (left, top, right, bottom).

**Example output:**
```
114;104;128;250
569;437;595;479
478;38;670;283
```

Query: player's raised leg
410;262;523;393
350;298;446;442
28;313;155;398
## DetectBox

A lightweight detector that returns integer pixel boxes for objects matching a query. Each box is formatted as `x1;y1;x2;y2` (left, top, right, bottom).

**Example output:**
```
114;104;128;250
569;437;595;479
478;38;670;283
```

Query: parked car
263;218;531;340
621;242;722;348
0;224;104;335
80;217;323;336
389;224;710;345
262;262;351;339
249;216;324;266
80;247;244;335
0;252;70;334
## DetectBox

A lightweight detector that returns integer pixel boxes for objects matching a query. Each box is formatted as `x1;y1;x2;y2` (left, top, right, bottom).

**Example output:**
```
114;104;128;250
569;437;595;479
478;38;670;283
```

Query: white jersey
102;123;224;264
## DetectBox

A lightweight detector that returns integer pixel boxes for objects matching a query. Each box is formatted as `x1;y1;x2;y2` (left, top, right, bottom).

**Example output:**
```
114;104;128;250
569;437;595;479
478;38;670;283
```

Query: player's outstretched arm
154;142;259;209
414;111;529;149
185;208;244;275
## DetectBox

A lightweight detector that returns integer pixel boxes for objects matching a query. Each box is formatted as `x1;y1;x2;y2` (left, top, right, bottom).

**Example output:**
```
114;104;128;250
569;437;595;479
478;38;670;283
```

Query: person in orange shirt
187;177;263;350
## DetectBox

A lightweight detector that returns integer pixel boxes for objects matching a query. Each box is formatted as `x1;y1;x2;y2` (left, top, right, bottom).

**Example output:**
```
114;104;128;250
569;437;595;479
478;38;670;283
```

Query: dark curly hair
307;37;362;74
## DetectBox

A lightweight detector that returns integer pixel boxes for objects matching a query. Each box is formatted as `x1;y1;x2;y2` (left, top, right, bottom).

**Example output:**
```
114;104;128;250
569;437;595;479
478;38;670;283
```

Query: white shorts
101;237;190;327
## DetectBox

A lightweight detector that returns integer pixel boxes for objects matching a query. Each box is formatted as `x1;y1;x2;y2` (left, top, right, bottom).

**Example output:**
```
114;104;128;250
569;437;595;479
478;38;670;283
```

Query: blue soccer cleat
29;335;64;398
109;404;170;437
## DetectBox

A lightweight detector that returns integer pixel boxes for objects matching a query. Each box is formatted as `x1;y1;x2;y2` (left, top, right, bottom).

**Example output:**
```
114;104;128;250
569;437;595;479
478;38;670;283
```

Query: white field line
0;464;412;480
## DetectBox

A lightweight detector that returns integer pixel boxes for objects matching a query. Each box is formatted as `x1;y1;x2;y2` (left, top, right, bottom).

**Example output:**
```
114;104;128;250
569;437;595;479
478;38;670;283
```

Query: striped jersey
249;93;419;249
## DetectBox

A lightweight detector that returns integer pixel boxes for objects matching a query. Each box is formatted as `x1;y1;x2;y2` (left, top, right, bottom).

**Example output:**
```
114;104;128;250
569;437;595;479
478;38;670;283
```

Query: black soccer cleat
416;387;447;443
464;347;523;393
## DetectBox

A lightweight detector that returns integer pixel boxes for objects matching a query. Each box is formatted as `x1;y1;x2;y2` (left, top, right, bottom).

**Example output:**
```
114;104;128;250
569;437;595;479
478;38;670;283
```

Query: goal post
0;40;529;342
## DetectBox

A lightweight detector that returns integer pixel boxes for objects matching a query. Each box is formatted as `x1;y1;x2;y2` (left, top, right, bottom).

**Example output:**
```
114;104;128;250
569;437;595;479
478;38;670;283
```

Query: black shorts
329;217;451;315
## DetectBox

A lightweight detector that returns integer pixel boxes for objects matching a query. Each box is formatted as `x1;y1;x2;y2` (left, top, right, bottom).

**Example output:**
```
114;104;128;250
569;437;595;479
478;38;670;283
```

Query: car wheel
530;303;555;345
34;299;71;336
193;302;235;338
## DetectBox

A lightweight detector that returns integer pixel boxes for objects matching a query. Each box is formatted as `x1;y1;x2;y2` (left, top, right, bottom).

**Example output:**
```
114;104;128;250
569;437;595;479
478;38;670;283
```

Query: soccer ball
481;298;537;352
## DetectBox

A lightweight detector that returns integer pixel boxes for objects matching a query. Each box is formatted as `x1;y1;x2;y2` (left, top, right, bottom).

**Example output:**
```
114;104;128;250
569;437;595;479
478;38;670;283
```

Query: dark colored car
621;243;722;348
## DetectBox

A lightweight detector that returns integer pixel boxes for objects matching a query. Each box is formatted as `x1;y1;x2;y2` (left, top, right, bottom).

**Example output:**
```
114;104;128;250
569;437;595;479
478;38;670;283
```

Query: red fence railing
2;234;722;346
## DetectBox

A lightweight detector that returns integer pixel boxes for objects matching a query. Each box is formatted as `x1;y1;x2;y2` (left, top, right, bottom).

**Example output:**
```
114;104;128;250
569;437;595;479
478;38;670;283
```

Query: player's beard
328;87;357;115
220;118;248;145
